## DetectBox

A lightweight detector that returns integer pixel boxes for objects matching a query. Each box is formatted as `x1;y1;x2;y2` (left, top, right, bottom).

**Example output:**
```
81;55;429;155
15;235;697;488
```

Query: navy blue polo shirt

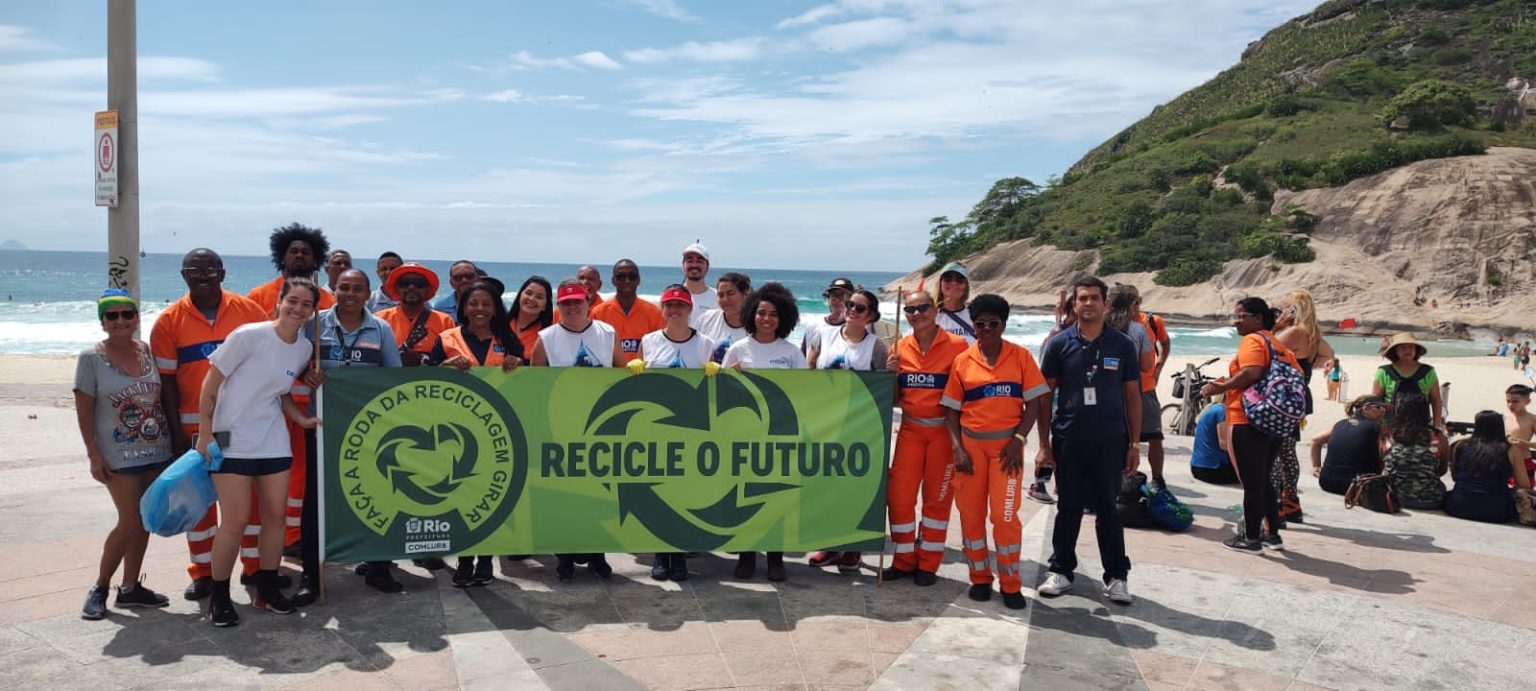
1039;323;1140;440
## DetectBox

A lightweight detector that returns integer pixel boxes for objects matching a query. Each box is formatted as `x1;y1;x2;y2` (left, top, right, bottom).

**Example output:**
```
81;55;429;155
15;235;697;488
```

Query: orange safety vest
438;326;509;367
896;329;969;423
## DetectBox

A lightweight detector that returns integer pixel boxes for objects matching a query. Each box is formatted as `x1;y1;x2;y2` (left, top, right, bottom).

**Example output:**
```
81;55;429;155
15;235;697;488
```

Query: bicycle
1161;357;1221;436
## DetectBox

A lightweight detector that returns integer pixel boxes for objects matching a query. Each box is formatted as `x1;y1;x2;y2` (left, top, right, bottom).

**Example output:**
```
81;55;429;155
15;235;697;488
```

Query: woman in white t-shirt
638;284;718;371
695;272;751;364
931;261;975;344
195;276;321;627
721;283;806;582
804;289;887;573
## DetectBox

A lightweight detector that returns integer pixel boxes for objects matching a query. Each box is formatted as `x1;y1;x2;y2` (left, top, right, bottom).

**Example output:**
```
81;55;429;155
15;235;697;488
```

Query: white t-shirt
800;316;844;354
685;284;717;325
538;321;615;367
814;328;888;371
695;308;749;363
936;308;976;344
640;329;717;369
722;337;808;370
209;322;312;459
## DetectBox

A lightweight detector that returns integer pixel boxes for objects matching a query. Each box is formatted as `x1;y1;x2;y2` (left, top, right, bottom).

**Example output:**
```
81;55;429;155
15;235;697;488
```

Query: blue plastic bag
140;442;223;537
1142;484;1194;533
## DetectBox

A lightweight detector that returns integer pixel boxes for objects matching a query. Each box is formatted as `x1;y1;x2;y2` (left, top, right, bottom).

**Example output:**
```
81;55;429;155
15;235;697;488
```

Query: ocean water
0;250;1494;358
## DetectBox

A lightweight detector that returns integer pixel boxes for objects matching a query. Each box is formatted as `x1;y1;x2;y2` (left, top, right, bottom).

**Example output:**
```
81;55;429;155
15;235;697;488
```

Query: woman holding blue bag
196;276;322;627
74;289;174;620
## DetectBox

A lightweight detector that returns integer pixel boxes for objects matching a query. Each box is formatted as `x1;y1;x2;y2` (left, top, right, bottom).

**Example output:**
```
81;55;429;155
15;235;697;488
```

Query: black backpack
1379;364;1430;400
1118;472;1152;528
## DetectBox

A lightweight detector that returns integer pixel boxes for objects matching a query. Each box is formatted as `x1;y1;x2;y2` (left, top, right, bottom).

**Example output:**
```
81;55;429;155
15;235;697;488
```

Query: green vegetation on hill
926;0;1536;285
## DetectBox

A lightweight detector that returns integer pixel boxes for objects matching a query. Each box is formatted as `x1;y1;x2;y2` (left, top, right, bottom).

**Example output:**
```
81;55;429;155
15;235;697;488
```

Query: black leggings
1232;425;1281;539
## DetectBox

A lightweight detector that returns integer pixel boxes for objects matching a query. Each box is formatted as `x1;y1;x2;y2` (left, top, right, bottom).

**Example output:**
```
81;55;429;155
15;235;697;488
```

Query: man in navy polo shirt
1036;276;1141;605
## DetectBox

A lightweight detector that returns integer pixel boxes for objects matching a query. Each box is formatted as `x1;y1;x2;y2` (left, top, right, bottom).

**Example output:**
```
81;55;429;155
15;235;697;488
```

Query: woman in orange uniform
883;289;969;586
940;294;1049;610
512;276;554;358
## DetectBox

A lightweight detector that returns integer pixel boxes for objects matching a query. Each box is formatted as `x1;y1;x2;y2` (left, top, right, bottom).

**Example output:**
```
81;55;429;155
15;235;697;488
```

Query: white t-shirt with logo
813;328;889;372
695;308;749;363
685;285;718;326
936;308;976;344
722;337;808;370
640;329;717;369
209;322;312;459
538;321;615;367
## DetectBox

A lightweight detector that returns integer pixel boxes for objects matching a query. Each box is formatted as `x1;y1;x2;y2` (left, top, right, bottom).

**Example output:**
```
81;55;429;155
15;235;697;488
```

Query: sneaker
472;557;496;586
1026;482;1056;504
253;571;296;614
1037;572;1074;597
364;564;405;593
82;585;109;620
650;556;670;581
1002;591;1028;610
115;579;170;609
413;557;448;571
183;576;213;601
239;572;292;589
807;550;840;567
1223;535;1262;554
967;584;992;602
913;570;938;587
587;555;613;579
1261;532;1285;552
452;559;474;588
880;567;912;581
1104;578;1132;605
836;551;862;574
666;554;688;582
290;575;317;608
209;580;239;628
555;556;576;582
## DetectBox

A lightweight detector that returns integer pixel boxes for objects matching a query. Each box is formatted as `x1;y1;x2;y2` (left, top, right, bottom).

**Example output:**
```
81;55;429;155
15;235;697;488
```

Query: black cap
826;278;854;292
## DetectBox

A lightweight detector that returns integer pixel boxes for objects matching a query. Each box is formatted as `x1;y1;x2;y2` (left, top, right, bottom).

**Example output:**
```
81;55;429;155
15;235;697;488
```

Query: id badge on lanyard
1083;342;1101;406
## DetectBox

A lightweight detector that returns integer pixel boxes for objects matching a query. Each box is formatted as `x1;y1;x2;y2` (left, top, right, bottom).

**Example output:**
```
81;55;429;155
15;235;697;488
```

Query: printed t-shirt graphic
539;321;616;367
151;290;271;427
208;322;313;458
814;327;888;371
591;298;664;364
640;329;717;368
936;308;976;345
721;338;808;370
695;308;748;364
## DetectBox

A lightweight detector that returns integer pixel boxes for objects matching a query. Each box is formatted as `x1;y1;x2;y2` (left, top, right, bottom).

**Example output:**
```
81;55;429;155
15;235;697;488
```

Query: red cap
660;286;693;306
556;283;589;303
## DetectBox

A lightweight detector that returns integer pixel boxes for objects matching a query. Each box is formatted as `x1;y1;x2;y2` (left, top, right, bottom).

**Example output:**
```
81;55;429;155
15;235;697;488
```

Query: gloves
703;361;721;377
626;358;647;375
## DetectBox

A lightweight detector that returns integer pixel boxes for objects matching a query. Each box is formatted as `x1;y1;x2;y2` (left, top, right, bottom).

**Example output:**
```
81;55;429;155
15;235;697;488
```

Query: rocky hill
888;147;1535;337
895;0;1536;334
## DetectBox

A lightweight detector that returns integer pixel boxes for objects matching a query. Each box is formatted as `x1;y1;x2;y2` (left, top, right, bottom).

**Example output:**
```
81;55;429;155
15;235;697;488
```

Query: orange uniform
515;321;544;361
376;305;456;356
247;276;336;545
150;290;269;580
591;297;664;365
1225;330;1300;427
438;327;512;367
888;329;969;573
1133;313;1165;393
941;341;1049;594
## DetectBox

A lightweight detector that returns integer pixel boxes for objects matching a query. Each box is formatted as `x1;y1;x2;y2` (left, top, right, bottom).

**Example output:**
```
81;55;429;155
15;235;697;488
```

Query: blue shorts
213;457;292;477
114;459;172;476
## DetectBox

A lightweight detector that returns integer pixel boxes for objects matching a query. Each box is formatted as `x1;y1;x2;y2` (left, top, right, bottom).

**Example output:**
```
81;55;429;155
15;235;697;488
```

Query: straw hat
1381;332;1426;361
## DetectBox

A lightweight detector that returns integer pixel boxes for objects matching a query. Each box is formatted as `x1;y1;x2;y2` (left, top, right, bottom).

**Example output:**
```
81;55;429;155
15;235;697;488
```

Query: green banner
320;367;892;562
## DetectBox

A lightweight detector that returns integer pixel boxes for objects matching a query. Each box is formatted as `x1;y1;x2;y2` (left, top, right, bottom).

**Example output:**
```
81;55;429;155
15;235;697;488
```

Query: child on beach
1506;385;1535;491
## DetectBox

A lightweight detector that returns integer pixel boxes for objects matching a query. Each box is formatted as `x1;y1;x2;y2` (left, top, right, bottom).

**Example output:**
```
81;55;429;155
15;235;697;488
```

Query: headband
97;289;137;319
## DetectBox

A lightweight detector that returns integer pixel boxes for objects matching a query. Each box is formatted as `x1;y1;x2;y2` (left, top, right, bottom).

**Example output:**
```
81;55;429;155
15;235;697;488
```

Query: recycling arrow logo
375;423;479;505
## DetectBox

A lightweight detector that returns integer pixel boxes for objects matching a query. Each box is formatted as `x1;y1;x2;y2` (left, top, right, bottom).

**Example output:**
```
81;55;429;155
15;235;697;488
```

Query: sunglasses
613;272;639;281
847;303;872;315
902;304;933;315
396;277;430;288
974;318;1004;330
180;268;221;279
104;310;138;321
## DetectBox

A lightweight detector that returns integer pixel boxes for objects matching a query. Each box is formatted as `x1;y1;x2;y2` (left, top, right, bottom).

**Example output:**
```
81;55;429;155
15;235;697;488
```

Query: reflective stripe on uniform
190;553;213;564
903;415;946;427
920;517;948;530
155;356;178;371
243;524;261;536
893;543;916;554
962;427;1014;440
968;559;989;572
239;548;259;558
179;412;199;424
889;521;917;533
995;543;1021;556
186;527;218;541
284;517;301;527
286;498;303;508
964;537;987;551
919;540;946;552
290;385;312;396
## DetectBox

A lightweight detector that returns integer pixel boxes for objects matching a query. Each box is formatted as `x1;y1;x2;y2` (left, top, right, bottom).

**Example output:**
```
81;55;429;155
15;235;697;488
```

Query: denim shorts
114;459;173;476
213;457;292;477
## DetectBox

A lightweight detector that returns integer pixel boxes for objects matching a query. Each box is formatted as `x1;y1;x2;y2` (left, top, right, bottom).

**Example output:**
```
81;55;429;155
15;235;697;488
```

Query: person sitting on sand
1444;411;1529;524
1372;333;1445;431
1382;391;1448;510
1310;395;1388;495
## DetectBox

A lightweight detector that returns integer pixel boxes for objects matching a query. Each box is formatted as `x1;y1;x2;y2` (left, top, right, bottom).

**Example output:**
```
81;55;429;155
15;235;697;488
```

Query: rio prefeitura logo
337;373;528;555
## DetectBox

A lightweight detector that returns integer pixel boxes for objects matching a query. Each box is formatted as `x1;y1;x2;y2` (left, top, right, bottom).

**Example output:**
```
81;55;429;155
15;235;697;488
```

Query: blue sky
0;0;1318;271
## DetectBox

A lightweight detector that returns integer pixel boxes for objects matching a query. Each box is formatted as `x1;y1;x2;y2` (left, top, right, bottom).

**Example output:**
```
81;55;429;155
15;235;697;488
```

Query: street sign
95;110;118;207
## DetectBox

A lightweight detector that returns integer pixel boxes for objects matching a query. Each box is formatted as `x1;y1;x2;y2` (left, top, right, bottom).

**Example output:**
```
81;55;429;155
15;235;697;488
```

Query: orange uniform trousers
952;433;1026;594
887;421;954;573
182;423;262;580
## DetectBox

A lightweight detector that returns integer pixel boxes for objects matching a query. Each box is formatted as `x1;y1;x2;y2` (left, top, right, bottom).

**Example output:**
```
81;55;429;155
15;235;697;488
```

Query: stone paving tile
786;617;871;653
608;651;735;691
1188;659;1293;691
1131;650;1199;688
378;647;458;689
863;621;924;654
0;626;40;656
568;621;720;661
707;620;795;653
721;648;805;687
795;649;875;687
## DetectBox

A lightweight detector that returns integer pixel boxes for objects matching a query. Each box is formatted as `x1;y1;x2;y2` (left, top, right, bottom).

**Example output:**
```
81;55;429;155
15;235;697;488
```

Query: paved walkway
3;379;1534;689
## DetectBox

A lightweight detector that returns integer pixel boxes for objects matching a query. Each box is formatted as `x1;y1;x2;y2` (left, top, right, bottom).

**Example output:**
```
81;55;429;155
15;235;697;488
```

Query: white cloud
479;89;586;104
0;25;57;52
623;38;766;64
777;4;842;29
806;17;913;52
572;51;623;70
482;88;525;102
0;56;221;84
624;0;698;22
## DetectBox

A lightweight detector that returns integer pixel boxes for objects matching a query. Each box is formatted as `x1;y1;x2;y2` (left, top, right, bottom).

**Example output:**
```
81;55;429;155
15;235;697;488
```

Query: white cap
682;240;710;264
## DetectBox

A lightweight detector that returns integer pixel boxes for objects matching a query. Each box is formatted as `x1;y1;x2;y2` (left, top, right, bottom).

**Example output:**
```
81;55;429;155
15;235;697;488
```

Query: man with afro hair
247;223;336;314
